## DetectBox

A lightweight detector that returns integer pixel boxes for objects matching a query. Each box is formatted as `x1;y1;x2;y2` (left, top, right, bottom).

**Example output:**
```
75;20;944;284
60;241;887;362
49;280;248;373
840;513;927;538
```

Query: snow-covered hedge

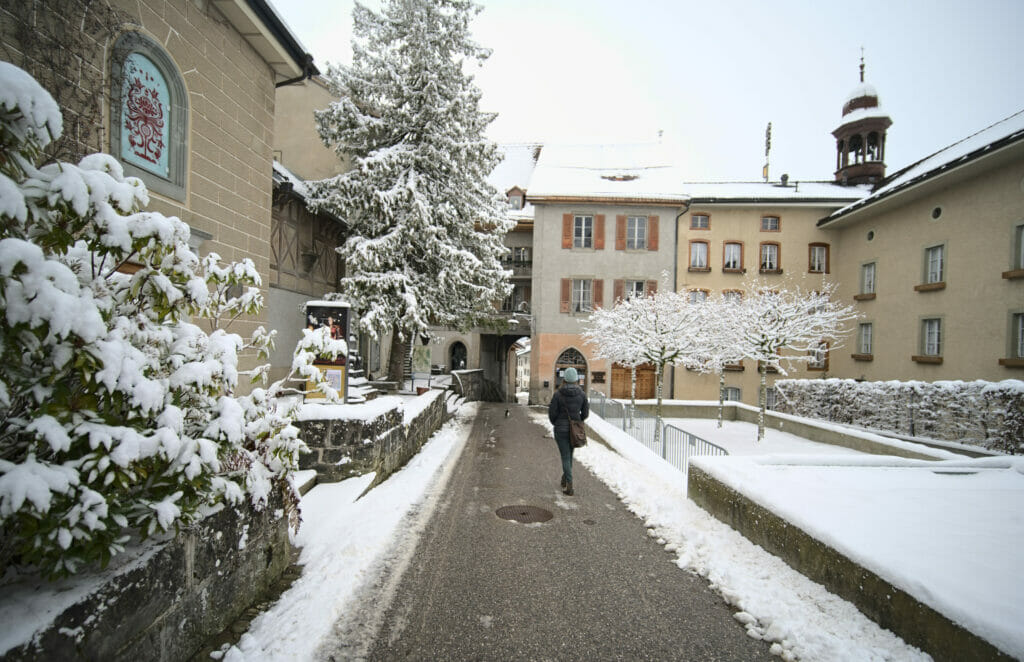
773;378;1024;453
0;63;343;578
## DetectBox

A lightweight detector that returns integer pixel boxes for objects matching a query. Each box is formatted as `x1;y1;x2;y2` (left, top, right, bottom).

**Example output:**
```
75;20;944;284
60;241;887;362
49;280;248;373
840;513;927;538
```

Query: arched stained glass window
110;32;187;200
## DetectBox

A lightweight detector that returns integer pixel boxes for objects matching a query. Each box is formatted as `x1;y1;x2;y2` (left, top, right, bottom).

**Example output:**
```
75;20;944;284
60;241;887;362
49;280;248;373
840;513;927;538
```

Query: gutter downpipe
275;53;317;88
670;200;692;400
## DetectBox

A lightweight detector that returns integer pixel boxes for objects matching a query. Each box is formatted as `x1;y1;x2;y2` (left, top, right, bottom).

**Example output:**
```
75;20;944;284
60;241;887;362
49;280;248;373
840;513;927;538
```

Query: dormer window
509;194;522;210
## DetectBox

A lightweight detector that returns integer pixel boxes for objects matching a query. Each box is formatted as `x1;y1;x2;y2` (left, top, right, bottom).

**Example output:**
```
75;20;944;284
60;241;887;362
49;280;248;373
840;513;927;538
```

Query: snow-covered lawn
583;413;1024;660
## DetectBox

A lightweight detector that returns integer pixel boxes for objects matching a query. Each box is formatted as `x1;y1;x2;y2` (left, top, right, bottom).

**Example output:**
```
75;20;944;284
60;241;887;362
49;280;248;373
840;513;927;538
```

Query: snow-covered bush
0;62;342;578
774;378;1024;453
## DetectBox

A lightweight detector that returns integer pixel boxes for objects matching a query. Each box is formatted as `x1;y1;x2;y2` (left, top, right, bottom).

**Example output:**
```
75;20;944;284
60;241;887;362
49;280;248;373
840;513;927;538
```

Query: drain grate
496;505;553;524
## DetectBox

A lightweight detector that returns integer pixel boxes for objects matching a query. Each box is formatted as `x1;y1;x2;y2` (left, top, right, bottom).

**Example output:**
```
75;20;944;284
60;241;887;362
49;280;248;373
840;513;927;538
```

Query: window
573;215;593;248
723;242;743;271
925;245;944;283
688;289;708;303
1017;314;1024;359
722;290;743;303
808;341;829;370
809;243;829;274
861;262;876;294
766;387;777;409
760;243;780;272
110;32;188;201
624;216;647;249
723;387;741;402
625;280;646;300
923;318;942;356
1017;225;1024;269
689;241;709;270
858;322;873;355
572;279;593;313
513;246;531;264
691;214;710;230
509;195;522;210
761;216;780;231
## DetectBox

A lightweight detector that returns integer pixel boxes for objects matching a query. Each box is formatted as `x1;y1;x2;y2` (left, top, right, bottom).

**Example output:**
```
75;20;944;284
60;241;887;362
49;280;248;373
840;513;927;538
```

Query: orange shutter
646;280;658;295
562;213;572;249
613;279;624;303
595;214;605;249
615;215;626;250
560;278;571;313
648;215;659;250
593;279;604;309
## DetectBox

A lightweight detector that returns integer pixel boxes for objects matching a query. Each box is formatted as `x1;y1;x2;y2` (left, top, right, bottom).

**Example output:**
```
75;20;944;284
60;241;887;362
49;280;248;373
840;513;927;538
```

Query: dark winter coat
548;383;589;441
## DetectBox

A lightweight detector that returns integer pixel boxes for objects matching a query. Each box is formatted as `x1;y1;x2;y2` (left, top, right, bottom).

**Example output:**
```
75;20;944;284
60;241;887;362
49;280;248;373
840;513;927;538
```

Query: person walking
547;367;589;496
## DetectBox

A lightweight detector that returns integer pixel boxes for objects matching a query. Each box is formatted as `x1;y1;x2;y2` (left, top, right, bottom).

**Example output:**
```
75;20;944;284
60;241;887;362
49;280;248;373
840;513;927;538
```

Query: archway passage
449;342;467;372
554;348;588;389
611;363;656;399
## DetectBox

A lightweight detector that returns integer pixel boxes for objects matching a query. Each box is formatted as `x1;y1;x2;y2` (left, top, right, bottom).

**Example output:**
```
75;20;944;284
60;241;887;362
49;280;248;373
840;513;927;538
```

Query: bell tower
833;55;892;186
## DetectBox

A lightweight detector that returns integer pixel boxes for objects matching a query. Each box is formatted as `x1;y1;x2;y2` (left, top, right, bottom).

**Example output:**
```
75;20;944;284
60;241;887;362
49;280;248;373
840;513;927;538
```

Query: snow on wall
773;379;1024;453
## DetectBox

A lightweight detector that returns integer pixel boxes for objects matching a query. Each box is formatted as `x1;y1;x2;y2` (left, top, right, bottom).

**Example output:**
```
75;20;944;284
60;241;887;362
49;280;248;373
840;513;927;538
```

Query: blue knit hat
562;367;578;383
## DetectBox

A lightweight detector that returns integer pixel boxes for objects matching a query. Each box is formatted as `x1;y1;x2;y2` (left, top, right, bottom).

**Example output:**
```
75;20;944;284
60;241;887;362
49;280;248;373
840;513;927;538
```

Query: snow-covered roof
822;108;1024;226
835;105;891;128
681;181;869;205
845;82;878;105
273;160;311;199
527;142;690;204
490;143;541;220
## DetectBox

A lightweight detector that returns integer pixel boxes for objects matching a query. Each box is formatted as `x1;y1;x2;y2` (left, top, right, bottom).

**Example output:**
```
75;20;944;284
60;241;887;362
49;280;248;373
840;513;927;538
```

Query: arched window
110;31;188;200
554;348;587;388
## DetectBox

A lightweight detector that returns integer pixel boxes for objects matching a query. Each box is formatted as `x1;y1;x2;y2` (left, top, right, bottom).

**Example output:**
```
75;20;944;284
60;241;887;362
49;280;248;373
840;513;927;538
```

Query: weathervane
860;47;865;82
763;121;771;182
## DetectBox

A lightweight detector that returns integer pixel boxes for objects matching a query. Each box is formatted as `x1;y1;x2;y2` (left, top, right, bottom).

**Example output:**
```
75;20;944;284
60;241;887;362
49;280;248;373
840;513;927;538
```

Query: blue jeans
554;431;573;485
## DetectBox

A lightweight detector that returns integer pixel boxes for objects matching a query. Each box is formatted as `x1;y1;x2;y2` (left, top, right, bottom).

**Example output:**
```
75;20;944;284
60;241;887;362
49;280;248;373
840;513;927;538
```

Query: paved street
325;402;772;661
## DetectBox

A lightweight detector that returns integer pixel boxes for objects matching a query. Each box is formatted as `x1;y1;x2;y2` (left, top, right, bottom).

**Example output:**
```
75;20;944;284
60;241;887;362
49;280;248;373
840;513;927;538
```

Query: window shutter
615;215;626;250
613;279;624;303
646;280;658;295
648;215;659;250
560;278;570;313
562;213;573;249
595;214;605;249
593;279;604;309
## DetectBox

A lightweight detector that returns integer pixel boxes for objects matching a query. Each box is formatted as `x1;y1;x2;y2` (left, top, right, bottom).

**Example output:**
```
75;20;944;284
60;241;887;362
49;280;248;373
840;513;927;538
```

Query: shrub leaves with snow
0;62;339;578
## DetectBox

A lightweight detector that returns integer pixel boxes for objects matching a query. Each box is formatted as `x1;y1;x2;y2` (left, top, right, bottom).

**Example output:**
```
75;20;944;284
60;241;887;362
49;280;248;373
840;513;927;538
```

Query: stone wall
365;390;447;491
2;492;290;662
452;369;484;401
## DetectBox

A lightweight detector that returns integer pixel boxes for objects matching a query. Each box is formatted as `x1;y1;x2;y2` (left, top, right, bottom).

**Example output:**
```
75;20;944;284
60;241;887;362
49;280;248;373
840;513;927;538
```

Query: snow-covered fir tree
0;62;343;579
311;0;513;381
738;277;859;441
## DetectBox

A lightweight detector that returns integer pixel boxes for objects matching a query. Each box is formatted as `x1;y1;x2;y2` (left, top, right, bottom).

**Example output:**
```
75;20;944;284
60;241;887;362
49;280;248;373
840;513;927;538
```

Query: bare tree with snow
687;295;748;428
310;0;513;382
739;277;860;441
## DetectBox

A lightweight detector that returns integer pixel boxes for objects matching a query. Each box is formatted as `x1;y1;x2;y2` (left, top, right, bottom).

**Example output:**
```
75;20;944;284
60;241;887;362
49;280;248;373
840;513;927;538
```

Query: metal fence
589;390;728;475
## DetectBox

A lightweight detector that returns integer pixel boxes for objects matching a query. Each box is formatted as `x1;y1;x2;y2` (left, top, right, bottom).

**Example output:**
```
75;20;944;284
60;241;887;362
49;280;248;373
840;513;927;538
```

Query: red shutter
560;278;570;313
562;213;572;249
595;214;605;249
613;279;624;303
648;215;659;251
615;215;626;250
592;279;604;309
646;280;658;295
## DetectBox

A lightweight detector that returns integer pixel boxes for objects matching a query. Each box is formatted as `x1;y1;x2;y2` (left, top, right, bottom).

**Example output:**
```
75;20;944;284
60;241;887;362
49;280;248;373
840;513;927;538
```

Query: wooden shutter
562;213;573;249
646;280;658;295
595;214;605;249
648;215;659;251
613;279;624;303
615;215;626;250
592;279;604;309
560;278;571;313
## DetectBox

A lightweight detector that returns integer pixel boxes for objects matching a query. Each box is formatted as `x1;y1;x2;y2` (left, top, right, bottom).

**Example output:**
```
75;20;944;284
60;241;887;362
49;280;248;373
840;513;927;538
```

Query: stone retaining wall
688;466;1014;662
2;491;290;662
296;406;403;482
451;369;483;401
365;389;447;492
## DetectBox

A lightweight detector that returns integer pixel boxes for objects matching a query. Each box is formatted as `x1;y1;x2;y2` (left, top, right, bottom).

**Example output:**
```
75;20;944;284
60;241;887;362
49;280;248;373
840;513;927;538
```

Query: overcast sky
272;0;1024;182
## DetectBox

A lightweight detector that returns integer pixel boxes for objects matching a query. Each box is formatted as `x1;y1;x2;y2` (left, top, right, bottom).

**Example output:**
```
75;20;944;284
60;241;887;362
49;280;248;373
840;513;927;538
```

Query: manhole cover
583;519;596;526
496;505;553;523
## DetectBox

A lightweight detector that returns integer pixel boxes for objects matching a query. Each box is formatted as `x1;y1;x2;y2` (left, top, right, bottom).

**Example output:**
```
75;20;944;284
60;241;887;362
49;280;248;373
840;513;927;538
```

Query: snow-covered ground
66;400;1002;661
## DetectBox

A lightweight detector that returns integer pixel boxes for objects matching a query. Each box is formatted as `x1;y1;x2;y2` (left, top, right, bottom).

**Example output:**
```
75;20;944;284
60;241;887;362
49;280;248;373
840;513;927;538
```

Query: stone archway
449;341;467;372
553;347;588;390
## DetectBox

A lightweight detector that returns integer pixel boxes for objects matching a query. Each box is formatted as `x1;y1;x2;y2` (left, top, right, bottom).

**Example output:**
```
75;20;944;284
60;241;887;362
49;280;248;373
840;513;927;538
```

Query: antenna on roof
860;47;865;82
763;121;772;182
